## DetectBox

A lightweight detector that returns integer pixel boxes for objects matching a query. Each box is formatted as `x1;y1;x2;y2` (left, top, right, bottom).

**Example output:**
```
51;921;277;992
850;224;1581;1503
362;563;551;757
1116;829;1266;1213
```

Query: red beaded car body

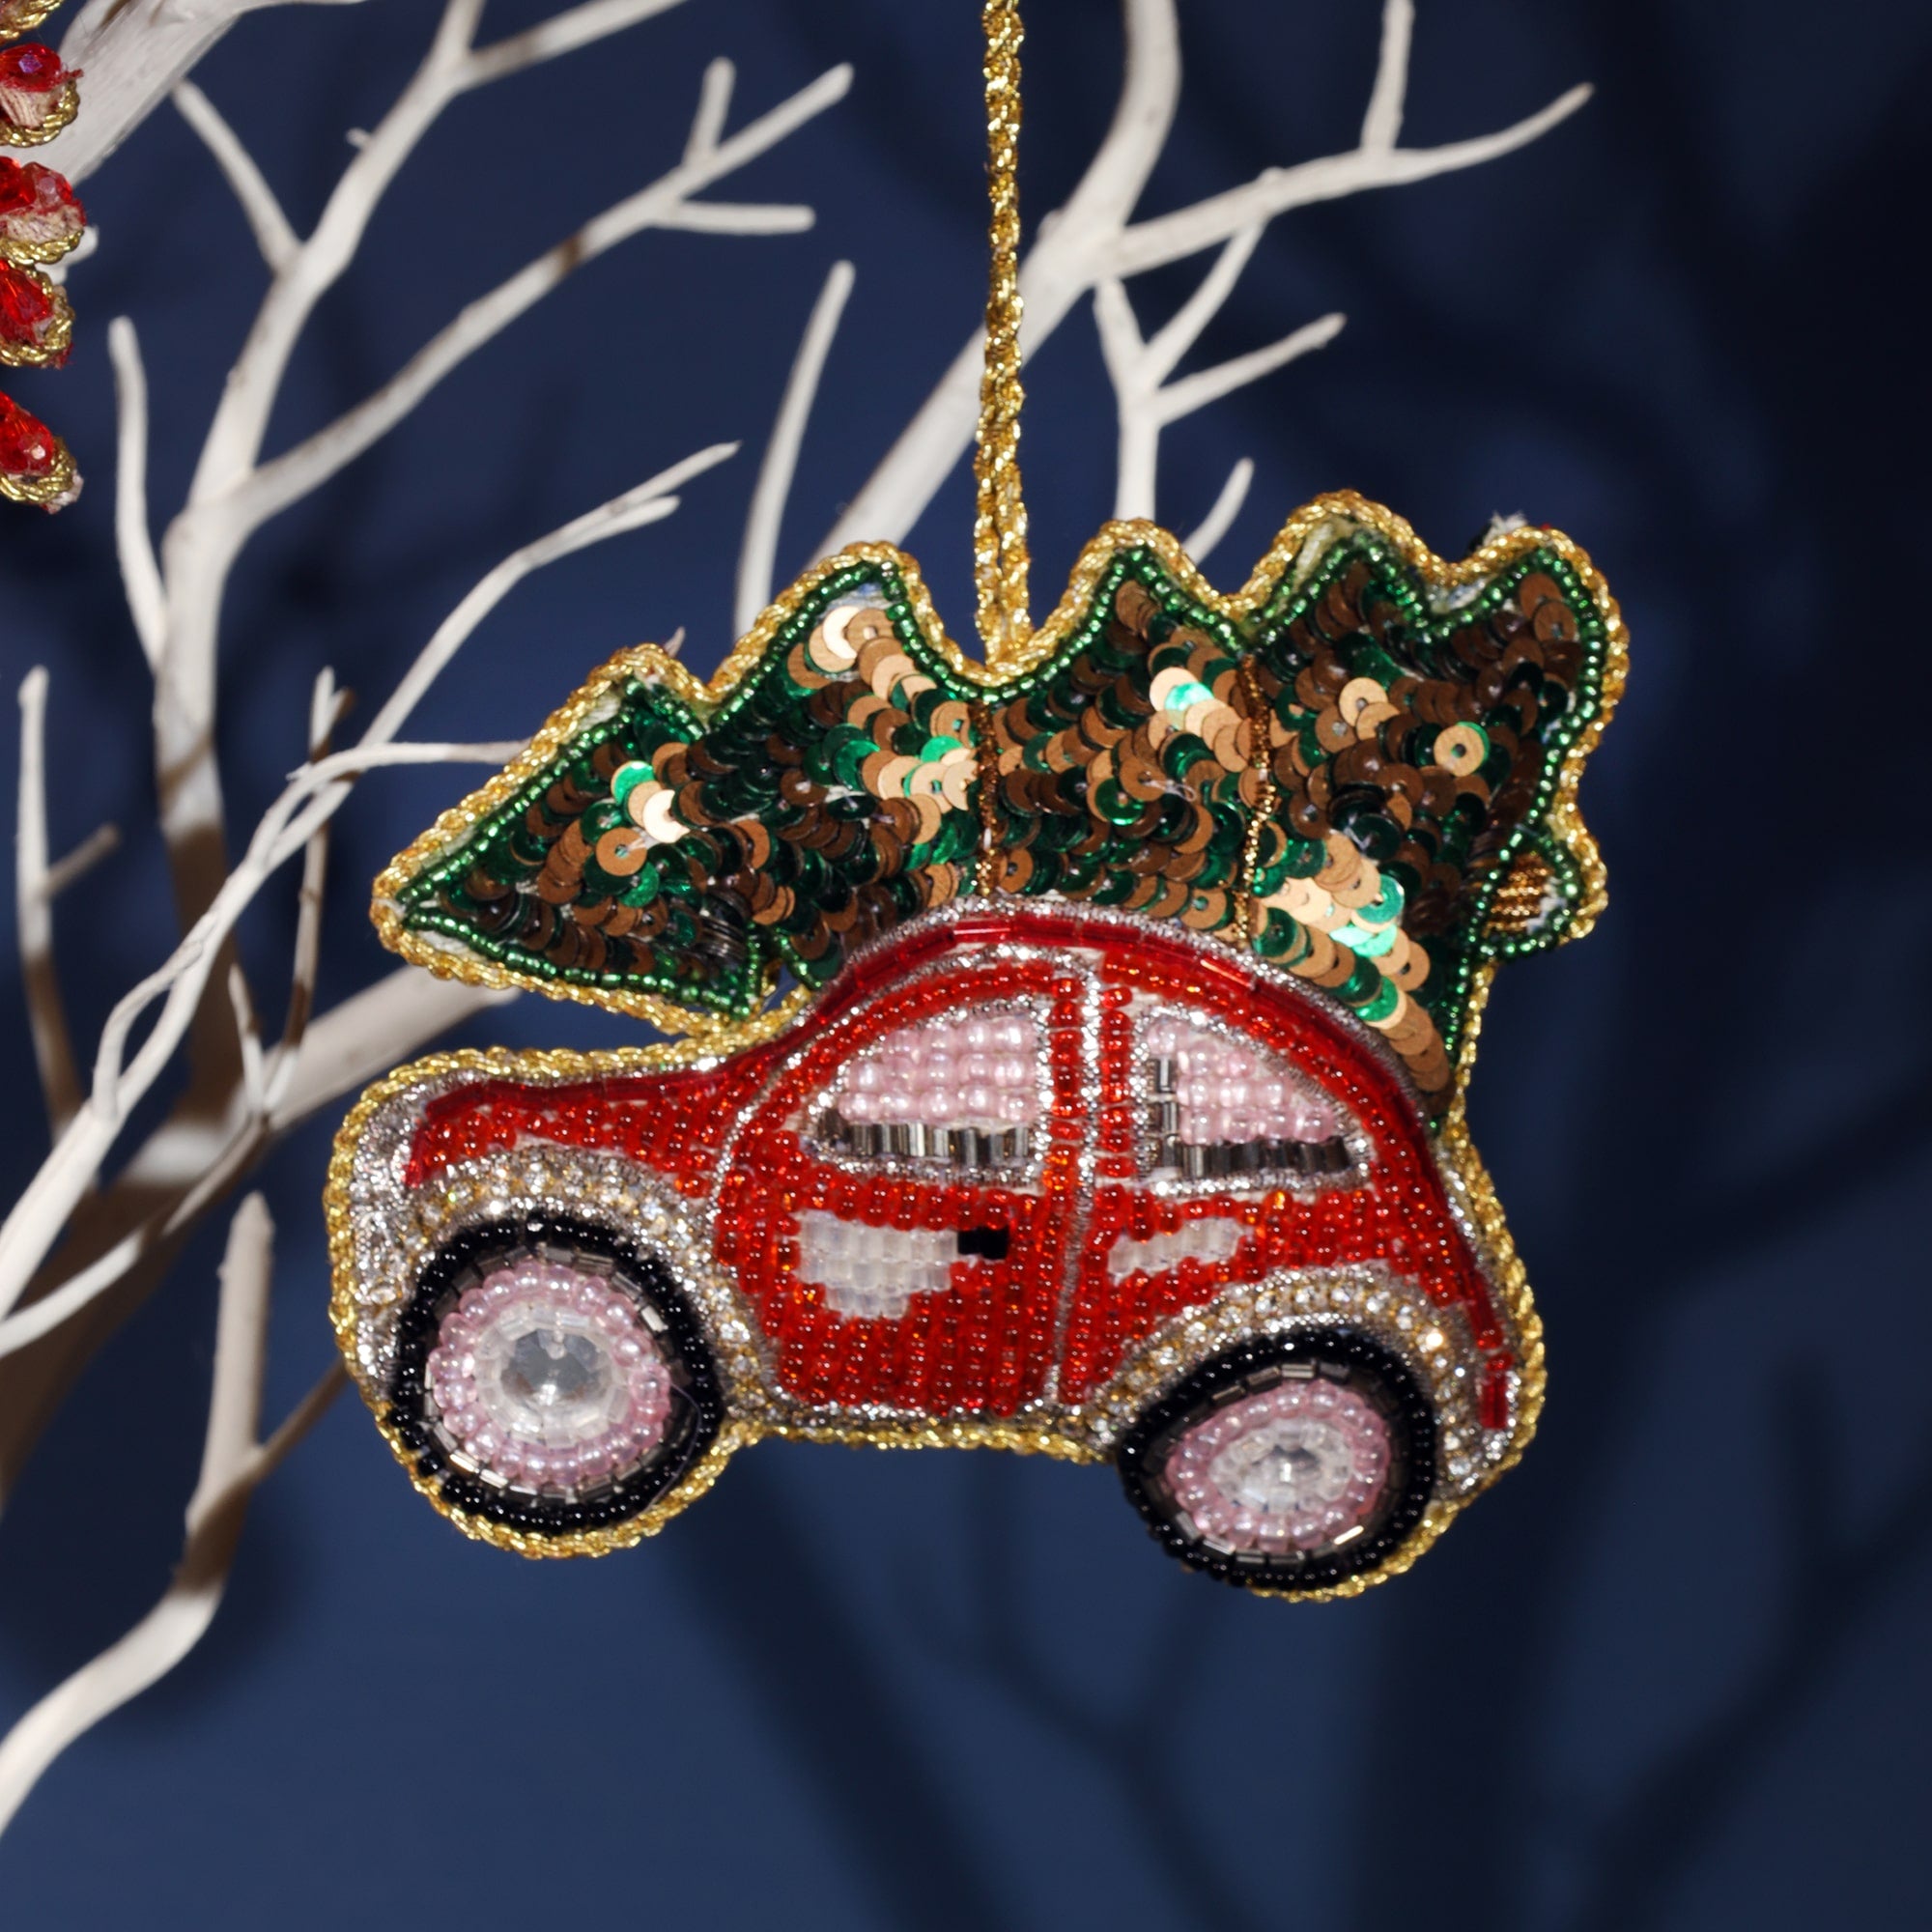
334;903;1527;1595
408;908;1507;1417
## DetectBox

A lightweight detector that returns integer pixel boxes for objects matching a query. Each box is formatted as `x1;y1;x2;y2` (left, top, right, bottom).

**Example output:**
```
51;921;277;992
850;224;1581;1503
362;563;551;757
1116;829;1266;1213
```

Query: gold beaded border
0;219;83;269
371;491;1625;1066
0;428;74;505
0;80;79;147
0;0;69;43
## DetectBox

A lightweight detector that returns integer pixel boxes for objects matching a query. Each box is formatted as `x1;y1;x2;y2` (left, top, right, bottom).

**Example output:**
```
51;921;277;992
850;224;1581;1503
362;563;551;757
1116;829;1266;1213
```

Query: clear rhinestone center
1208;1417;1356;1517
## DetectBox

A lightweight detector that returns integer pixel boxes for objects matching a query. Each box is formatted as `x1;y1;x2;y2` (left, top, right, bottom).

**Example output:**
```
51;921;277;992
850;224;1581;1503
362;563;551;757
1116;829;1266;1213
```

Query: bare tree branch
463;0;690;87
14;672;82;1140
229;63;846;531
0;1198;344;1834
172;80;299;270
736;260;856;636
1183;456;1254;565
54;0;378;185
825;0;1588;554
107;321;166;669
42;827;122;902
268;671;344;1104
1157;310;1345;422
1360;0;1415;154
0;447;731;1338
1094;257;1342;522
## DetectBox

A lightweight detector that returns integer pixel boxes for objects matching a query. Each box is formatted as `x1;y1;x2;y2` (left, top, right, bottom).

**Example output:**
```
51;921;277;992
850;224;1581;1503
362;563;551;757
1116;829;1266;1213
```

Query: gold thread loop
973;0;1032;664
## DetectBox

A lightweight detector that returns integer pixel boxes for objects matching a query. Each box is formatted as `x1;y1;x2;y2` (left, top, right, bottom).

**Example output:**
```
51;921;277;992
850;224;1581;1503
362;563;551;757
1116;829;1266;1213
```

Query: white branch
0;453;729;1330
1360;0;1414;154
1183;457;1254;566
685;55;736;163
825;0;1588;554
43;826;122;902
736;260;855;637
649;200;816;236
1155;310;1345;424
140;5;819;968
363;442;736;748
172;81;298;270
63;0;664;179
14;673;81;1140
227;63;846;531
464;0;690;87
1143;226;1264;385
1095;246;1342;524
0;741;506;1320
0;972;504;1364
177;0;588;508
1109;84;1592;281
0;1198;344;1835
54;0;377;185
267;671;342;1103
107;321;166;669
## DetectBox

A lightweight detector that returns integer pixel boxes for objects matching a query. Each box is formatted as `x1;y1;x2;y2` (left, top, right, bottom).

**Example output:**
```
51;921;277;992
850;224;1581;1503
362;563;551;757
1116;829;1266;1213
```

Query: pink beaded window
1139;1012;1355;1184
808;1002;1045;1175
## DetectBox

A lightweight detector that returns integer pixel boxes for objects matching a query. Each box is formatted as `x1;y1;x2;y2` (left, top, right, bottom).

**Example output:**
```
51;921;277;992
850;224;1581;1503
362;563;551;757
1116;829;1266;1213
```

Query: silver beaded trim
340;1081;771;1422
1077;1262;1514;1496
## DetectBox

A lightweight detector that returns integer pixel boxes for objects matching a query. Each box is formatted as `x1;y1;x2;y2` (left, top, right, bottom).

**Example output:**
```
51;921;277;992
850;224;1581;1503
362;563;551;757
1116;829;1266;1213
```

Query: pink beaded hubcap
1117;1331;1433;1590
1164;1377;1392;1556
425;1258;676;1497
384;1209;734;1546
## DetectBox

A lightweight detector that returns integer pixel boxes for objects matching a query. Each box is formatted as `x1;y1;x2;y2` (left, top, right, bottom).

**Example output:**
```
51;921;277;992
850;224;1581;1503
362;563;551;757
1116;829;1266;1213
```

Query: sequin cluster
980;576;1251;927
382;511;1612;1101
390;575;981;1021
1243;552;1600;1090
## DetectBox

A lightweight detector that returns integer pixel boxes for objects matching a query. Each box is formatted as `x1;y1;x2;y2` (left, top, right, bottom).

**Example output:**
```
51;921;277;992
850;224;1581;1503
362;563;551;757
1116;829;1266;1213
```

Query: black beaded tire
1116;1328;1435;1595
387;1212;726;1543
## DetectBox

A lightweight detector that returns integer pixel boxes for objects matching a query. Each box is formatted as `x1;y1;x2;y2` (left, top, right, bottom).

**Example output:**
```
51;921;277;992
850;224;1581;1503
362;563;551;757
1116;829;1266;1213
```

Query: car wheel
388;1212;725;1543
1116;1329;1435;1593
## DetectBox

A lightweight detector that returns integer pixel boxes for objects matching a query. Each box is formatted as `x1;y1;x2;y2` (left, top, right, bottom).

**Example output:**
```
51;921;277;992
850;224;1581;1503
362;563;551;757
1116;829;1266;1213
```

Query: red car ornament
329;496;1624;1599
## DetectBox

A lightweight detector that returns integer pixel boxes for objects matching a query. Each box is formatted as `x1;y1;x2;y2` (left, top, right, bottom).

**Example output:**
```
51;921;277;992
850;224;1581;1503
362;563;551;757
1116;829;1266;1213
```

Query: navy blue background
2;1;1928;1925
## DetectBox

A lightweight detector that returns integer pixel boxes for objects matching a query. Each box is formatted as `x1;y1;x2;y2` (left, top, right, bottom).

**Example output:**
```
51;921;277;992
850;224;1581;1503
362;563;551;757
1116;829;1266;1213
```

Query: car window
810;1003;1042;1173
1140;1013;1354;1183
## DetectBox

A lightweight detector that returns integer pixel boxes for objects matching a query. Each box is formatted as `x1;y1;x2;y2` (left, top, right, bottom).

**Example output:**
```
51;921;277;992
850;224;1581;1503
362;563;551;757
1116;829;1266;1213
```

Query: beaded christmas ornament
329;1;1624;1598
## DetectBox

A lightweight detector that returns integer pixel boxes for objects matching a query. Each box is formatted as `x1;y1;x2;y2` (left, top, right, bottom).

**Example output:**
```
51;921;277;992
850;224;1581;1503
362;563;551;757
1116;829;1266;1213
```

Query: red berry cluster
0;24;84;510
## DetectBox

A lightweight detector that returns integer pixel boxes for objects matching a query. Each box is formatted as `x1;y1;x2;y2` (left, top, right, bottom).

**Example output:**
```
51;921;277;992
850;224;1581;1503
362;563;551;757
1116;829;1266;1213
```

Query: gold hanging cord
973;0;1032;662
